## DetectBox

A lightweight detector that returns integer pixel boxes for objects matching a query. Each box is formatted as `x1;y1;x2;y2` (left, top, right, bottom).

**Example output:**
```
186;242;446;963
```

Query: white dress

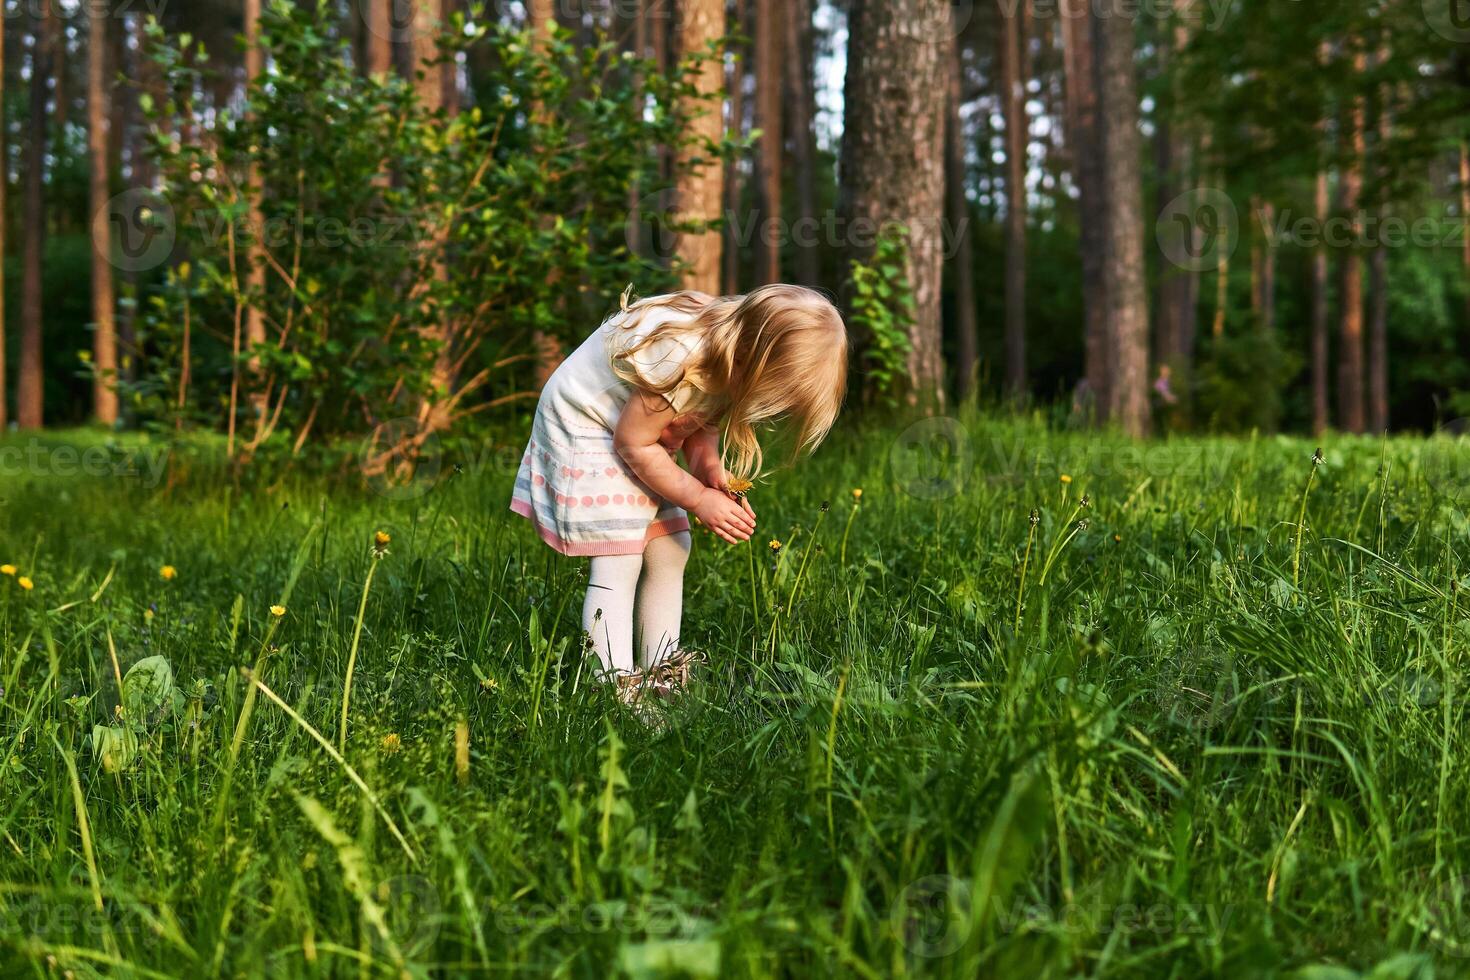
510;303;703;556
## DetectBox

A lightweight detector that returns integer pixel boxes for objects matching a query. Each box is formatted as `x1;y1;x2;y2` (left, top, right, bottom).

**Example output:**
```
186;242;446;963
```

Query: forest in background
4;0;1470;454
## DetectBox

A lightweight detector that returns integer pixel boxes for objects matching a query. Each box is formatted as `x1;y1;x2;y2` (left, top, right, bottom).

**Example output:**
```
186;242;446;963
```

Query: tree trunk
753;0;782;284
1000;0;1028;397
1311;168;1331;435
1094;0;1150;436
786;0;819;287
1152;11;1201;371
840;0;949;403
244;0;269;437
0;10;7;429
89;4;118;426
1368;62;1392;435
947;35;979;399
674;0;727;293
1462;142;1470;332
1249;198;1276;333
527;0;565;388
365;0;393;76
723;0;746;293
1337;47;1366;435
17;5;51;430
1060;1;1108;415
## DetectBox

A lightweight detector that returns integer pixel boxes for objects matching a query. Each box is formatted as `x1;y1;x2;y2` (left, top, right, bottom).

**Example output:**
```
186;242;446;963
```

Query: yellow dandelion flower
1060;474;1073;485
852;488;863;501
480;675;499;692
769;539;782;552
270;604;286;617
374;530;391;547
725;478;754;498
0;565;14;576
160;565;177;581
380;733;402;754
17;577;33;591
144;608;155;622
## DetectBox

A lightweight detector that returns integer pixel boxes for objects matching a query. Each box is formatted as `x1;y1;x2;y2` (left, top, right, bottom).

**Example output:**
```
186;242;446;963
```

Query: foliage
130;1;724;456
847;225;915;409
1193;328;1302;433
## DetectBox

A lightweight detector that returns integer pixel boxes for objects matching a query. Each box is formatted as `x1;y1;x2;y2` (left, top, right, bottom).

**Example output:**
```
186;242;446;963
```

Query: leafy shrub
132;1;725;460
847;226;915;409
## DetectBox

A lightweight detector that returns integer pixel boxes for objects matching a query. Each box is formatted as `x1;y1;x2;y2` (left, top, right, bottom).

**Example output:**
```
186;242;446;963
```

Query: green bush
133;0;725;459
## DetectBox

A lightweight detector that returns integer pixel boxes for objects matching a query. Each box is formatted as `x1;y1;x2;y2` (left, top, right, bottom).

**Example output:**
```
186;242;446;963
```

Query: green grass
2;416;1470;978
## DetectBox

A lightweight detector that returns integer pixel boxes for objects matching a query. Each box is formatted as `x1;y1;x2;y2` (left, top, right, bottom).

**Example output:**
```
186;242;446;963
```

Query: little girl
511;284;847;695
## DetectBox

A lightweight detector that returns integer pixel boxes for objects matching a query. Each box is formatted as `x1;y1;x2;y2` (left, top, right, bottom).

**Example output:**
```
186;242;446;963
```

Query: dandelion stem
1015;515;1037;633
1292;453;1322;589
339;559;379;753
839;502;859;566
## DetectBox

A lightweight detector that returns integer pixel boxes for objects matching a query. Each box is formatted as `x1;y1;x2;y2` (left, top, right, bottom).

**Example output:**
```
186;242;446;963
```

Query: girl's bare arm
614;392;756;544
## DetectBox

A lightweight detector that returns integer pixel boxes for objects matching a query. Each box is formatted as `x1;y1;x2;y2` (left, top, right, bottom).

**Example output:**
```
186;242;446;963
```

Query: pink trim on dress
510;498;690;556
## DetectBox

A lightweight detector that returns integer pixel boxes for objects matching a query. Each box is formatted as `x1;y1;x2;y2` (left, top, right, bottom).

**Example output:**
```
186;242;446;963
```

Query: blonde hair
609;285;848;480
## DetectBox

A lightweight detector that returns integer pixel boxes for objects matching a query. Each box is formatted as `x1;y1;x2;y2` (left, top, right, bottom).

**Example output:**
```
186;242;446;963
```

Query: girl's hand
694;488;756;544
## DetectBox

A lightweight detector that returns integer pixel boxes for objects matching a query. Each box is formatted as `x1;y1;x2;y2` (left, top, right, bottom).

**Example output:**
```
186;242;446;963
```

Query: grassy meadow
2;416;1470;977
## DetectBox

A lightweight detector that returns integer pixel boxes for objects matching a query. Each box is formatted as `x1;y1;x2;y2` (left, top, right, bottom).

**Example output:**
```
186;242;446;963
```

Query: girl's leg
583;554;643;675
636;531;692;666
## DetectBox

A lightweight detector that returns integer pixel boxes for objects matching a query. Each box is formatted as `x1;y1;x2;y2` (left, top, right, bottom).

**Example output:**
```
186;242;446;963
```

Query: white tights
582;531;691;675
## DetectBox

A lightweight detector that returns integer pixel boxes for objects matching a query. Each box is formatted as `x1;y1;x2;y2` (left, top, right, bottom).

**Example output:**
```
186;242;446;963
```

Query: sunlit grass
1;415;1469;976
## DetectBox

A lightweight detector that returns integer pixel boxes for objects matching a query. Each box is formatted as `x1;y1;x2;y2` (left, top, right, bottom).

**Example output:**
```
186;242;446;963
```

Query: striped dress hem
510;498;691;557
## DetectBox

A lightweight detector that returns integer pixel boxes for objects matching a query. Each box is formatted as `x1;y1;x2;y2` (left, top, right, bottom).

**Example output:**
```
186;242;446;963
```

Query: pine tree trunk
244;0;269;437
0;10;7;430
1094;2;1150;436
1060;2;1108;415
1250;198;1276;333
1000;0;1028;397
1311;168;1331;435
1152;10;1201;372
723;0;746;293
1461;142;1470;332
528;0;565;388
365;0;393;76
840;0;949;403
89;5;118;426
948;36;979;399
1368;61;1392;435
676;0;726;293
17;5;50;430
1336;48;1366;435
786;0;819;287
753;0;782;284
